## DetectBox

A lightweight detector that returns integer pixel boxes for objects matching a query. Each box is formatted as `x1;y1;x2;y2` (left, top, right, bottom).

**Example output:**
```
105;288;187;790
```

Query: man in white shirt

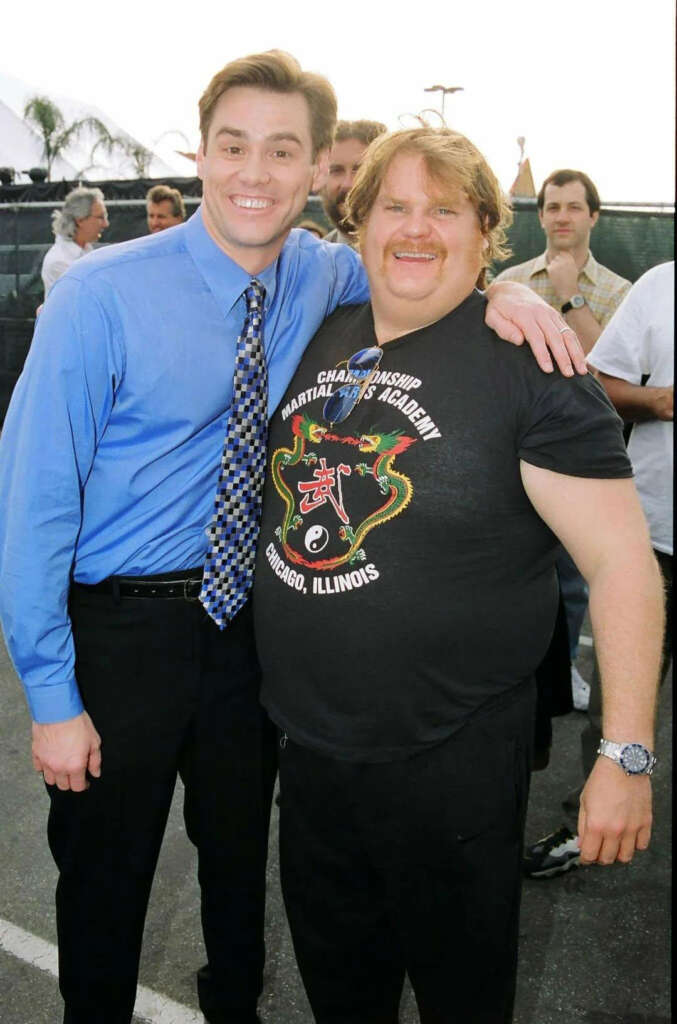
584;260;673;717
524;261;672;879
41;186;109;297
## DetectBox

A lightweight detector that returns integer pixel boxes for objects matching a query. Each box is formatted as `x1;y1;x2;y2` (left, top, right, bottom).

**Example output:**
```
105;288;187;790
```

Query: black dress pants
278;680;535;1024
48;580;276;1024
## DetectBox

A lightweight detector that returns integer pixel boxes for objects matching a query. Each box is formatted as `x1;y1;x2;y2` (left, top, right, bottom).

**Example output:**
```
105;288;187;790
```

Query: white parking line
0;917;203;1023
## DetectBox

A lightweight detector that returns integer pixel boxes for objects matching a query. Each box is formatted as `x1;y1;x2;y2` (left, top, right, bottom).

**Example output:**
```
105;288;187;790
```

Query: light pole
423;84;464;122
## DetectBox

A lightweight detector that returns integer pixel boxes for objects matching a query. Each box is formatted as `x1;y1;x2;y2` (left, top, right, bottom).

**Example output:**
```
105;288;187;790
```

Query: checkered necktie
200;280;267;627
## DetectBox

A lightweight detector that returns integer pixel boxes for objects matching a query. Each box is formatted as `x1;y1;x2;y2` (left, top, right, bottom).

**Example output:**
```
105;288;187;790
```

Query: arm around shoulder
483;278;587;376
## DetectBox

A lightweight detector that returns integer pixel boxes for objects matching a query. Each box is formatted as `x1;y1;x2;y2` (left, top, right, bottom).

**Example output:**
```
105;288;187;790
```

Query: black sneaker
523;825;581;878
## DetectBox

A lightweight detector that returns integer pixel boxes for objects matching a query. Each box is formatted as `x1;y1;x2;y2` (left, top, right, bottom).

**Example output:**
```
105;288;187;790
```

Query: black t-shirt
253;291;632;762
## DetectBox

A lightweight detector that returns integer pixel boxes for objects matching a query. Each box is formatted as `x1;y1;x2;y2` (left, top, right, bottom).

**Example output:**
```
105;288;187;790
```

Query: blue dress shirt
0;209;368;723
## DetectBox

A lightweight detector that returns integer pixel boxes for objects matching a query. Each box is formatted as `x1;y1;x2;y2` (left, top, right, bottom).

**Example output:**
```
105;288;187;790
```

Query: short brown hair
334;120;387;148
537;169;601;215
145;184;186;219
199;50;337;158
345;126;512;268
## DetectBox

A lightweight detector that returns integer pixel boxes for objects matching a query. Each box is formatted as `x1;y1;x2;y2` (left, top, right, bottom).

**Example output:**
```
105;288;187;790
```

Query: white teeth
394;251;436;260
233;197;272;209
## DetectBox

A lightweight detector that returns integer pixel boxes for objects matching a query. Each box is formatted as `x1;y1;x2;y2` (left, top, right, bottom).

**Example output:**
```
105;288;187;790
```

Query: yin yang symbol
305;524;329;553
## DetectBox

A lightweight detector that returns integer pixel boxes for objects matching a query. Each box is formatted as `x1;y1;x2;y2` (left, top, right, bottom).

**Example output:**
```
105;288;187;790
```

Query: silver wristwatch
597;739;657;776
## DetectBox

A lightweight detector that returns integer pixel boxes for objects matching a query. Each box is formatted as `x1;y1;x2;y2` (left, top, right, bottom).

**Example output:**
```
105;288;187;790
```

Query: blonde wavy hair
345;126;512;270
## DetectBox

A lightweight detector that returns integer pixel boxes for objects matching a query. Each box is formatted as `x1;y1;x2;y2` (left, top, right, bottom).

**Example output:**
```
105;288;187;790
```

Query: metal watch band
598;739;657;776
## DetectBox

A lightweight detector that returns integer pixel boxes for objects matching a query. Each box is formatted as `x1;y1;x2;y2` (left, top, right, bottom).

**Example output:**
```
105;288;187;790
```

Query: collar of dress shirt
184;206;278;319
54;235;92;257
579;250;600;285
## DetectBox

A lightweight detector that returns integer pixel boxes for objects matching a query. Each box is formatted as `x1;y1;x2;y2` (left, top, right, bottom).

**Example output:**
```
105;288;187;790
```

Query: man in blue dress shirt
0;50;586;1024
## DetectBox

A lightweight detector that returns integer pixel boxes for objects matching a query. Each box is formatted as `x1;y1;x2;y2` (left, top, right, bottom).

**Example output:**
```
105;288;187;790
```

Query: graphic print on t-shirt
269;411;415;580
262;339;448;599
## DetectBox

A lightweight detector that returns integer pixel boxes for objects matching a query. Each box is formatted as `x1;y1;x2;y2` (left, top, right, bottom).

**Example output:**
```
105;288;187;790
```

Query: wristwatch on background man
561;293;586;314
598;739;657;776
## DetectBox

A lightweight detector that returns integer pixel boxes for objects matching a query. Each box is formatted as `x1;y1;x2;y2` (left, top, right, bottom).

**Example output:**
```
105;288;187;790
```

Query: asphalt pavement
0;628;671;1024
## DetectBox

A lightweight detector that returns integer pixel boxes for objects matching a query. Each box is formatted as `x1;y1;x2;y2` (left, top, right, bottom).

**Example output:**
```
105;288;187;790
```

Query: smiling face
74;200;108;247
360;152;485;341
197;86;328;273
147;199;183;233
539;180;598;257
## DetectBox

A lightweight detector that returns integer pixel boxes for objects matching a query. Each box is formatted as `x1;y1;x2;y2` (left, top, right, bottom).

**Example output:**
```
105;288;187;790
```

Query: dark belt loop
111;577;121;605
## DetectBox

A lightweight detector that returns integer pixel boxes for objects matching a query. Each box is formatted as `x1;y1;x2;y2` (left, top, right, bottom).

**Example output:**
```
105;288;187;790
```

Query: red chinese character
298;458;351;524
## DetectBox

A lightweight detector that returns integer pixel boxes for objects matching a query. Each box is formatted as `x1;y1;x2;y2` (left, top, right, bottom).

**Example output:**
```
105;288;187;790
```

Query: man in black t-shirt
253;127;663;1024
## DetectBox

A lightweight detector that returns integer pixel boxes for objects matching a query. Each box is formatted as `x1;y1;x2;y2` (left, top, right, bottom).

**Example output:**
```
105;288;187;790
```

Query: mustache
385;241;447;259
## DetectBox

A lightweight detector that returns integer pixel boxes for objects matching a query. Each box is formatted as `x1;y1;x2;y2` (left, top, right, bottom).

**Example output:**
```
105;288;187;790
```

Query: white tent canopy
0;72;195;183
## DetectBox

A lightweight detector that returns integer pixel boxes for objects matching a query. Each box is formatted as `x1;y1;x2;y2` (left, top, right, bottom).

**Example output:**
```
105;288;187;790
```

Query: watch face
571;294;585;308
619;743;650;774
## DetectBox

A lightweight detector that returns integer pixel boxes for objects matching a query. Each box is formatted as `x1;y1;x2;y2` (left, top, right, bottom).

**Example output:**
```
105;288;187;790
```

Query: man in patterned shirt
494;169;630;354
495;169;632;710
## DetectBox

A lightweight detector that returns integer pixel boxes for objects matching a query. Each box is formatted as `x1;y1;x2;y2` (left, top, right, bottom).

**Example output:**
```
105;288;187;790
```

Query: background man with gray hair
41;186;108;297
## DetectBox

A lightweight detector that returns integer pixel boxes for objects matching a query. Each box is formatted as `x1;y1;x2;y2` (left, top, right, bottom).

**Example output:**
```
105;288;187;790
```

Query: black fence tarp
491;198;674;287
0;182;673;421
0;176;205;204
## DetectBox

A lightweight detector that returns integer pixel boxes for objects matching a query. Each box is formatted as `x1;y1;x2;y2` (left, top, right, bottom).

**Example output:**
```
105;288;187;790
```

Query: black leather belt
74;571;203;601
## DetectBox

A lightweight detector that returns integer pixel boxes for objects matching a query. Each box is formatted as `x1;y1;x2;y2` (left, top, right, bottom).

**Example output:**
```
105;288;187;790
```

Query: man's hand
484;279;587;376
578;756;652;865
545;251;580;302
32;711;102;792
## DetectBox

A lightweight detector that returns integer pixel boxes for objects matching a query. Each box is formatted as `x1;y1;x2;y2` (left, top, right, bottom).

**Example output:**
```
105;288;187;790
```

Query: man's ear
311;148;330;193
590;210;600;230
196;140;205;181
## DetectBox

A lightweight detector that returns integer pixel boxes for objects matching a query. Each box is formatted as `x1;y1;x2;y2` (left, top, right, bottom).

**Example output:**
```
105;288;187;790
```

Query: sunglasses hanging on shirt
322;346;383;426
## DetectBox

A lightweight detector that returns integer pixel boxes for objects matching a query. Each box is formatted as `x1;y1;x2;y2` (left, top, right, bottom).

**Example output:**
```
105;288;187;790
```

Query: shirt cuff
25;680;84;724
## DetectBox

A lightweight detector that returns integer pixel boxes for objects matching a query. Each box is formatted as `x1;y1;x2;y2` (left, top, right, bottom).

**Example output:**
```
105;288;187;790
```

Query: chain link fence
0;184;673;421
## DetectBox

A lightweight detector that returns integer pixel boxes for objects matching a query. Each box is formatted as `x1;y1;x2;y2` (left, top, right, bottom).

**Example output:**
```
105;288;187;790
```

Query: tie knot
245;279;265;312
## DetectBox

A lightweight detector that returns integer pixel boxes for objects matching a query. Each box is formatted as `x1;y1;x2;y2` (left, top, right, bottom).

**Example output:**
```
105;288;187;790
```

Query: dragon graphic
271;413;415;569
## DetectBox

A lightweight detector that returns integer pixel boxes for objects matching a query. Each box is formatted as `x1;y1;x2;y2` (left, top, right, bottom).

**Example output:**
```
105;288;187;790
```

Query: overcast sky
3;0;675;201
